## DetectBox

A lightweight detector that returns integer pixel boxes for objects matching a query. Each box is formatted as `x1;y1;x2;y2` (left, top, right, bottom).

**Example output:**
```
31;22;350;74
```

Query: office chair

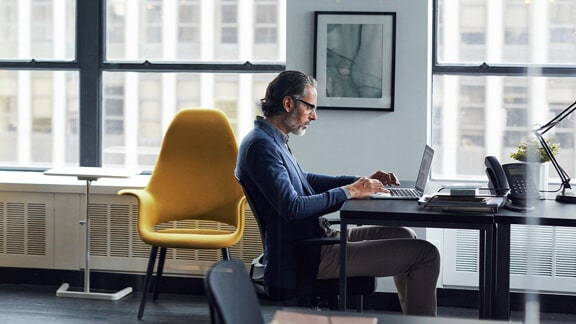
205;259;266;324
119;108;246;320
238;182;376;312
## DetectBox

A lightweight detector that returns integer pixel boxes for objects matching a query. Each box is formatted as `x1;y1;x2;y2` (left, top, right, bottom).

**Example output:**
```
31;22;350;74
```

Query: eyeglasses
296;98;317;114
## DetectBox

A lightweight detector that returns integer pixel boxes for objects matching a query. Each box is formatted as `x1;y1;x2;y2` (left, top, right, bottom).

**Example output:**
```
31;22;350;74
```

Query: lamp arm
538;99;576;135
533;99;576;195
533;130;571;192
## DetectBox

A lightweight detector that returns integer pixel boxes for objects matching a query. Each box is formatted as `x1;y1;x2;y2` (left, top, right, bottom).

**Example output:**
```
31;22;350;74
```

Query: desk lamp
534;99;576;203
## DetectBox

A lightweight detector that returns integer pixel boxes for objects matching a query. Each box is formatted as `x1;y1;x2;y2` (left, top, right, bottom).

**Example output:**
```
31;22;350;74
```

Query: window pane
0;70;79;168
437;0;576;65
0;0;76;60
254;2;277;44
105;0;285;62
102;72;277;170
432;75;576;182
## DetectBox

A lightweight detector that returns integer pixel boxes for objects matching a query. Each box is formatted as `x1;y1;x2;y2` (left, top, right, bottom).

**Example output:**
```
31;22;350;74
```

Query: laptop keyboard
389;188;420;198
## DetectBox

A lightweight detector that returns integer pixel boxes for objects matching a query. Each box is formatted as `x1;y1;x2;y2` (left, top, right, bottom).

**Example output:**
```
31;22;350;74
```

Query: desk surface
273;309;519;324
496;198;576;226
342;195;576;227
341;199;494;227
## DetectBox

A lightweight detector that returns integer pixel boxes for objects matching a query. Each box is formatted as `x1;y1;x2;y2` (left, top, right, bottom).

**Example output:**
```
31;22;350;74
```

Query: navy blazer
235;118;356;292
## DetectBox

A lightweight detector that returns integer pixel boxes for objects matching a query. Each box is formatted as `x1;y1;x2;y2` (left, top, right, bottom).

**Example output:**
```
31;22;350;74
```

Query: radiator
442;227;576;295
0;191;263;277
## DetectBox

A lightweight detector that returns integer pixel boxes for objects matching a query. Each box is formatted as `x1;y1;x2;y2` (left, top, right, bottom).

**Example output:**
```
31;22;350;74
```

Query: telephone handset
484;156;539;210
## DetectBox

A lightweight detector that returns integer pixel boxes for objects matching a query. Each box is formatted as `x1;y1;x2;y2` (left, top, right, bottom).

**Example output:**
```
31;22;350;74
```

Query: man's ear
282;96;295;113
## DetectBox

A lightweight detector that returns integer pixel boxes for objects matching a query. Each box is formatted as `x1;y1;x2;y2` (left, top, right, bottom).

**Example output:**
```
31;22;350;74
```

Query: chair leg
356;295;364;312
153;247;167;301
221;247;230;260
138;246;158;320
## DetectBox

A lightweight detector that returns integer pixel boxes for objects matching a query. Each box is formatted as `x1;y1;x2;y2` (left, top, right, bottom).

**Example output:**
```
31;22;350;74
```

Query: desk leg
339;222;348;311
493;223;511;320
478;225;495;319
486;224;496;319
56;179;133;301
479;228;486;318
475;224;497;319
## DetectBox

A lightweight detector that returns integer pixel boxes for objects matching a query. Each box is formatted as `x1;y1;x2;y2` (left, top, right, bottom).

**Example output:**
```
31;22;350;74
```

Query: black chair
205;259;266;324
238;180;376;312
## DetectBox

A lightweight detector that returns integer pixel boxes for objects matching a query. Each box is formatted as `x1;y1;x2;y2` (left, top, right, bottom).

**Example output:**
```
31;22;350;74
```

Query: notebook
371;145;434;200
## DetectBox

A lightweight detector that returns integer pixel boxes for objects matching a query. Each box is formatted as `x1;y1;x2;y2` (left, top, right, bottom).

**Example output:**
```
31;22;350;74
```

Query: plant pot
539;162;549;194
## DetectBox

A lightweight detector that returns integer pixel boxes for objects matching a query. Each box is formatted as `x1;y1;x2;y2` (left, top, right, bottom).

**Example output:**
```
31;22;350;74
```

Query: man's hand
369;170;400;186
345;177;387;199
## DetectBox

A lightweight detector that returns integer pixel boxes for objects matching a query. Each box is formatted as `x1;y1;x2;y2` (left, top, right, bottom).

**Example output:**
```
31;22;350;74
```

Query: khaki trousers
316;226;440;316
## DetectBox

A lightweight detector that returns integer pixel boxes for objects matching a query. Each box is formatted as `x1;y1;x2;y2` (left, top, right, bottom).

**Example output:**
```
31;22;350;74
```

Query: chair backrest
236;179;267;247
237;179;300;300
146;108;244;226
205;259;265;324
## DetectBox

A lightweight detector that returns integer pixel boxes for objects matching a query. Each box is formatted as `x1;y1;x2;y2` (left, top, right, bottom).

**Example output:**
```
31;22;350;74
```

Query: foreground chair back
119;108;246;320
205;259;265;324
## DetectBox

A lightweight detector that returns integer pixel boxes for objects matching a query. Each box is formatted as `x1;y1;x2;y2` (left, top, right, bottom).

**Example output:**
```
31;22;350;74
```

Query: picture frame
313;11;396;111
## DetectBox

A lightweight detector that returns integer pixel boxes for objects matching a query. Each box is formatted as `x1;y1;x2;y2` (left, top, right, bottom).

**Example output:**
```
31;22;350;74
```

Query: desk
339;198;496;319
272;308;520;324
493;199;576;320
44;167;140;300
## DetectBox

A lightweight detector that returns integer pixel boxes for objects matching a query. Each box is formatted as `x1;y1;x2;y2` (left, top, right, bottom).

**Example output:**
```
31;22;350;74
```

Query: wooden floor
0;284;575;323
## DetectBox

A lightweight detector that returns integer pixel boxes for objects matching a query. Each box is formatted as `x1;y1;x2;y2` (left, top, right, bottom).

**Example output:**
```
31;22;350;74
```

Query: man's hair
260;71;317;117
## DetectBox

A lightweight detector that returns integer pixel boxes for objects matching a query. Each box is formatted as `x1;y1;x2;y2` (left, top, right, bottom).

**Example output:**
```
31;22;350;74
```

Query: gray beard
285;110;307;136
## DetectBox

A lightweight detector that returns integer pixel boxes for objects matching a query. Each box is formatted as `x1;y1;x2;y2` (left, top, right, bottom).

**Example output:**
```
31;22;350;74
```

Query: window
0;0;285;170
254;0;278;44
432;0;576;182
177;0;200;45
220;1;238;44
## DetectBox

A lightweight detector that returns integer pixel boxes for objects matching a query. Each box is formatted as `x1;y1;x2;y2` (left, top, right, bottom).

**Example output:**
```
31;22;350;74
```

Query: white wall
286;0;432;180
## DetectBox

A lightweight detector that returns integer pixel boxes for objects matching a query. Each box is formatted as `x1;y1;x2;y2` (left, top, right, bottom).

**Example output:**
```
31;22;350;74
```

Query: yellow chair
118;108;246;320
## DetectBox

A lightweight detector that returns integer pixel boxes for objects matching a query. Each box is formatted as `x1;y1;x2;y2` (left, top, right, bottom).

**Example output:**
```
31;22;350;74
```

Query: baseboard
364;289;576;314
0;267;205;295
1;267;575;314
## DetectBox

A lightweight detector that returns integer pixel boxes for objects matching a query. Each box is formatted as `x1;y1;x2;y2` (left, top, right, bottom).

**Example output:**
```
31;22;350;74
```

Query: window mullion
77;0;104;167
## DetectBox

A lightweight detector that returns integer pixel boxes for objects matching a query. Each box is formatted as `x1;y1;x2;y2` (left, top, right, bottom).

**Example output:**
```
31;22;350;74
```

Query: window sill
0;171;149;195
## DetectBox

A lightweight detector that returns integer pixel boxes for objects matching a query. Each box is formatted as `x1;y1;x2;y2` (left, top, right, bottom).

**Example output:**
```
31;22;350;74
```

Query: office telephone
484;156;539;210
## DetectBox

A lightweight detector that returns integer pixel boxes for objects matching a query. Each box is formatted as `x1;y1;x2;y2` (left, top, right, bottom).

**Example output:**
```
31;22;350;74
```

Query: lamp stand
556;188;576;203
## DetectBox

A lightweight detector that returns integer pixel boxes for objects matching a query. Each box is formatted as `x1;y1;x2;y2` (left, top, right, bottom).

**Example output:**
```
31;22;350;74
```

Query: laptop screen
415;145;434;193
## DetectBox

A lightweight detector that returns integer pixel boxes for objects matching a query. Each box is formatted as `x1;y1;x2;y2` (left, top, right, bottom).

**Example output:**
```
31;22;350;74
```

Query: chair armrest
323;215;341;225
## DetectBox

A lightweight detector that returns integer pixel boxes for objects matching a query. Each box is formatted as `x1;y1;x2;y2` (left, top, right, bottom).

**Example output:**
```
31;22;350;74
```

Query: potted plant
510;137;559;163
510;136;559;193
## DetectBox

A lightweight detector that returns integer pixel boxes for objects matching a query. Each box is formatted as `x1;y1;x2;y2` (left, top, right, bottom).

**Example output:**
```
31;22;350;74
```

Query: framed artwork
313;11;396;111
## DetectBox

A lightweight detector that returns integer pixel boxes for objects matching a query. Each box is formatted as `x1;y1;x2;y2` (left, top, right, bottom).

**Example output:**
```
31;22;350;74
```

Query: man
235;71;440;316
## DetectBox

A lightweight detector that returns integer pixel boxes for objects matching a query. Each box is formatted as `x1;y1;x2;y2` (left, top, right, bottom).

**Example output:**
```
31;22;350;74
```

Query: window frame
0;0;284;170
432;0;576;77
431;0;576;181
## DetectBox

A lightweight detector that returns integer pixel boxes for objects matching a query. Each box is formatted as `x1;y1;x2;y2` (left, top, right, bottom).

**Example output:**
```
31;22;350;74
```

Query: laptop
371;145;434;200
